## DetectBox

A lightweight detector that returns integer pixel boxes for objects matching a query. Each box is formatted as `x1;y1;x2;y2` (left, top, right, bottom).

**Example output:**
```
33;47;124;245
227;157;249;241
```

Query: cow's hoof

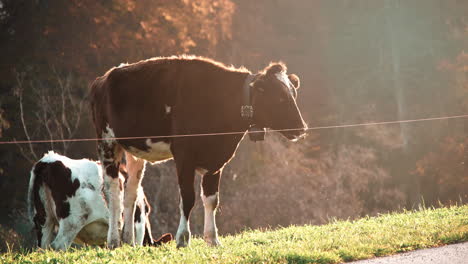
176;242;189;248
121;229;135;246
107;239;120;249
176;239;190;248
205;239;221;247
50;242;67;251
176;229;191;248
205;237;221;247
204;231;221;247
176;235;190;248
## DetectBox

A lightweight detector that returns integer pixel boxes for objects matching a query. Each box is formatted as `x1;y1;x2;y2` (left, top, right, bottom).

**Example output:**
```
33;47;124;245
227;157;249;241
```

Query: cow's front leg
201;170;222;246
175;161;196;248
99;142;123;249
122;153;146;245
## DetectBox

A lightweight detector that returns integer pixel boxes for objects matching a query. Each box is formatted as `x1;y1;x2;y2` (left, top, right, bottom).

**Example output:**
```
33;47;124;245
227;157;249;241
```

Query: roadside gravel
350;242;468;264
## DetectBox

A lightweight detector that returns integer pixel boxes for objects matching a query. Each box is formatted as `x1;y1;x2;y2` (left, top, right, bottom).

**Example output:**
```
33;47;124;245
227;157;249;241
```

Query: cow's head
250;62;308;141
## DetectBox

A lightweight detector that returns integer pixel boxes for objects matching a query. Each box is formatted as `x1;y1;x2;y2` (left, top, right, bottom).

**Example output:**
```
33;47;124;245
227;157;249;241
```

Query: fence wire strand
1;114;468;145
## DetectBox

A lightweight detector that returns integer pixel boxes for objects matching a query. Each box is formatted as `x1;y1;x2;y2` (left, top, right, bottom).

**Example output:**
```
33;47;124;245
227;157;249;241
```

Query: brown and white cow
28;151;172;250
90;55;307;248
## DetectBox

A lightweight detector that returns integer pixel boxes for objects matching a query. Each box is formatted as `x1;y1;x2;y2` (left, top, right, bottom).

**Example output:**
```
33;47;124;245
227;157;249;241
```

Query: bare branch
14;140;36;164
14;71;38;161
68;84;85;140
37;94;55;151
14;67;87;159
53;67;72;137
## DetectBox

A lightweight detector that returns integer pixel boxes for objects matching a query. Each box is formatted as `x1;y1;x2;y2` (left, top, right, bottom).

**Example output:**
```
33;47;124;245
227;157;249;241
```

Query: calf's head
251;63;308;141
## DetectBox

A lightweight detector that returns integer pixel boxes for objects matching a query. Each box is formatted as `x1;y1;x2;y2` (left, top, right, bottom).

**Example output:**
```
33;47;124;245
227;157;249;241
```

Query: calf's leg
122;152;146;245
201;170;221;246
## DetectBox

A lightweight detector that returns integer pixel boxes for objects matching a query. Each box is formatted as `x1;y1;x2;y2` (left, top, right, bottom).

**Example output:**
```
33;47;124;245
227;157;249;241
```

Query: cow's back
90;57;246;138
90;59;179;139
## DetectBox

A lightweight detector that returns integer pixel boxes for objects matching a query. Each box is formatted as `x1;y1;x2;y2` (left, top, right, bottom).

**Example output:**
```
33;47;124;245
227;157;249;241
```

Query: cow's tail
27;164;38;224
88;79;99;129
28;158;48;224
88;74;108;132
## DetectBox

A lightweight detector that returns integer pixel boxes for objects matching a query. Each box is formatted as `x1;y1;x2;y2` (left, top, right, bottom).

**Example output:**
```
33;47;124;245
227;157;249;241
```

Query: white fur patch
202;192;220;246
196;167;208;176
102;124;117;146
275;72;294;96
100;124;117;161
134;188;147;246
105;176;123;247
39;151;102;188
165;105;171;114
175;193;190;247
134;218;145;245
129;139;172;163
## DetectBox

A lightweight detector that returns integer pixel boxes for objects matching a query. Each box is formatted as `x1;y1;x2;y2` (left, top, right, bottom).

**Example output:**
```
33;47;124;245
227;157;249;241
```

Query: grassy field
2;205;467;264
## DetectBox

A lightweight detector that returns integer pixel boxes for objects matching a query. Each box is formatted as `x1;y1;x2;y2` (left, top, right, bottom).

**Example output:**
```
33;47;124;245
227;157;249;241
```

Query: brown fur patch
33;161;80;220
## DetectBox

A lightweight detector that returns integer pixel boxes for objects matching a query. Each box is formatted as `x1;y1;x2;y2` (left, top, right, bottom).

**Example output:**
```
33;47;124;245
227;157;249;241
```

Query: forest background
0;0;467;250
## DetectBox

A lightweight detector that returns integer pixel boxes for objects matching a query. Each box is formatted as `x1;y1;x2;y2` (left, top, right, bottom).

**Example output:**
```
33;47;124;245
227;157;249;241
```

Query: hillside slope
2;205;467;264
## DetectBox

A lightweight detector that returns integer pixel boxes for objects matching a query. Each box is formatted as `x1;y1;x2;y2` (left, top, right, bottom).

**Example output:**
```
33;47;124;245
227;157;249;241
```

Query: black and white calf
28;151;171;250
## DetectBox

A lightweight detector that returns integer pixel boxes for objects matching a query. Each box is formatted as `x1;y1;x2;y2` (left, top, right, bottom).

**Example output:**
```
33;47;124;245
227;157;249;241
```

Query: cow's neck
240;74;256;121
240;73;265;142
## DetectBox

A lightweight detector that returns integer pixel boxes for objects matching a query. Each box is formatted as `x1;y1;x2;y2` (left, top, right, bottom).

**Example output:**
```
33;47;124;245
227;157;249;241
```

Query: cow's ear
250;79;265;92
265;62;286;75
288;74;300;89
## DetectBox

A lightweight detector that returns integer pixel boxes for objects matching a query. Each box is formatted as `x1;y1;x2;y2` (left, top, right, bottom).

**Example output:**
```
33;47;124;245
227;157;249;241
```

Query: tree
13;68;87;163
414;137;468;205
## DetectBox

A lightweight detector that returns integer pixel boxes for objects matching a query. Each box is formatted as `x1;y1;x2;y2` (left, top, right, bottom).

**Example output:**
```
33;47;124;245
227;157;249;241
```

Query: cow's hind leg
201;170;222;246
122;152;146;245
174;159;196;248
98;140;123;249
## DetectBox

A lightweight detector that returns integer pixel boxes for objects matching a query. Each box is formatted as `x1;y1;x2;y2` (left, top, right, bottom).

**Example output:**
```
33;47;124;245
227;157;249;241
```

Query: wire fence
1;114;468;145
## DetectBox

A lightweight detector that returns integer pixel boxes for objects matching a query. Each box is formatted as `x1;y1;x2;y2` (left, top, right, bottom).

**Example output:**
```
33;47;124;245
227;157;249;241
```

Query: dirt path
349;242;468;264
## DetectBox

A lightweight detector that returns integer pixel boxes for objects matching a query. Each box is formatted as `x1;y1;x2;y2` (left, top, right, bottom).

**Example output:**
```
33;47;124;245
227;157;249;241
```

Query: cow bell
248;126;266;142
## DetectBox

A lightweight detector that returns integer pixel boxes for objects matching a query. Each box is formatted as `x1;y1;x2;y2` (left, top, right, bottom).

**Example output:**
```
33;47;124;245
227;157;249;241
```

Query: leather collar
241;73;257;121
241;73;265;141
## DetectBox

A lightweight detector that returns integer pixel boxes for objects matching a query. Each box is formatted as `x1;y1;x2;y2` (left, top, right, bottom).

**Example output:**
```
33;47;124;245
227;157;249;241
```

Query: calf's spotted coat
28;151;171;250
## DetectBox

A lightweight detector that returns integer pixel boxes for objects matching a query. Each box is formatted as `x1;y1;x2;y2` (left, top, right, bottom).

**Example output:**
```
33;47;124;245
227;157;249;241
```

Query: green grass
2;205;467;264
